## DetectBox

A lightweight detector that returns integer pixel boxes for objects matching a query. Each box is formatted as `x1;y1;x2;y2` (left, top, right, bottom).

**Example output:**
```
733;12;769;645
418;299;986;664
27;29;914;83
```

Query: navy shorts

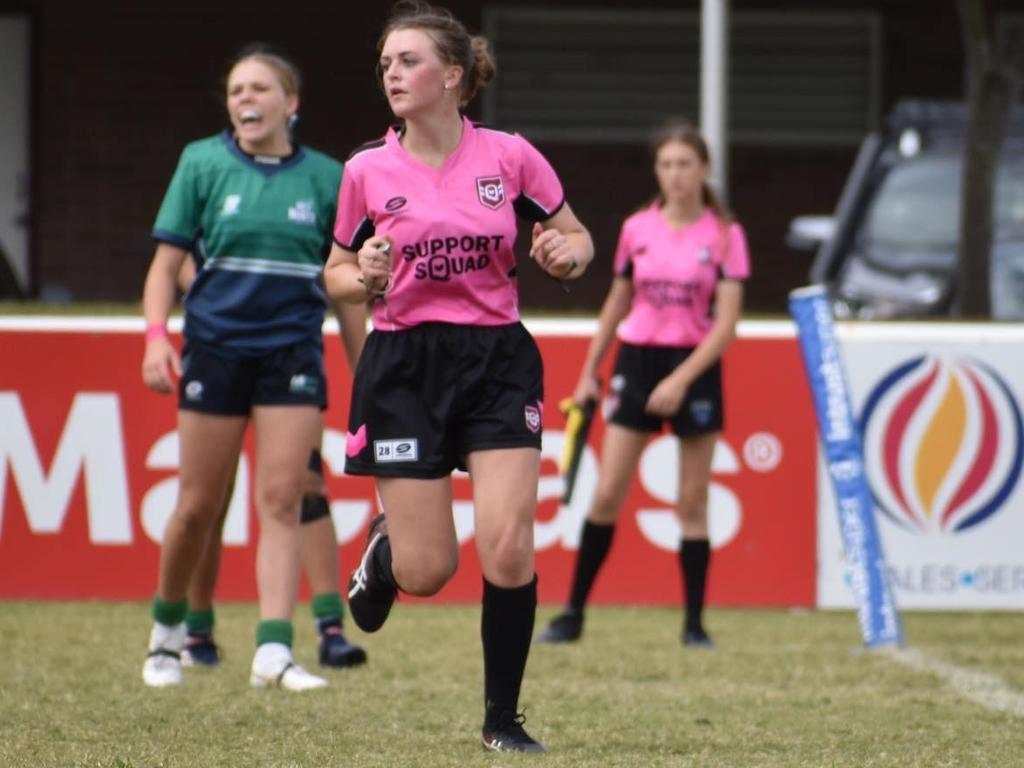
178;339;327;415
344;322;544;479
606;342;724;436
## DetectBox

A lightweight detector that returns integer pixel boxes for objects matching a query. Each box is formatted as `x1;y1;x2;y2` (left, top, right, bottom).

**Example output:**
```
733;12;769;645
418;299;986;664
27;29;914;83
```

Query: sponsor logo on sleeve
221;194;242;216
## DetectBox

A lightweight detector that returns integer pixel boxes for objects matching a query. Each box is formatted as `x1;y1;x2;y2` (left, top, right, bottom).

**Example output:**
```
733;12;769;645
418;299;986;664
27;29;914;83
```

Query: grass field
2;603;1023;767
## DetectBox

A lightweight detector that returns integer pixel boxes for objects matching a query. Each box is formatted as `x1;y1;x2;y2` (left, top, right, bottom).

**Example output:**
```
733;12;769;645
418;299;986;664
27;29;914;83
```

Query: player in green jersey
140;45;366;691
173;255;367;672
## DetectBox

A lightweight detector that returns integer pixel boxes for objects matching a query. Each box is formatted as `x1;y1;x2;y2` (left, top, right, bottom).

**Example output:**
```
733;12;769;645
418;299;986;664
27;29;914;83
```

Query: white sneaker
142;621;185;687
249;643;328;691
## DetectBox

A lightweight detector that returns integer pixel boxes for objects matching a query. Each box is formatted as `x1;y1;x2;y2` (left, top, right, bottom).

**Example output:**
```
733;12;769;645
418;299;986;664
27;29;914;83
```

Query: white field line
883;646;1024;717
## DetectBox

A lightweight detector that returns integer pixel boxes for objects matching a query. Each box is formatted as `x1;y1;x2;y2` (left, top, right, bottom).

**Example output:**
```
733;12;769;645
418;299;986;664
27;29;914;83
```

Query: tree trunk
958;69;1011;317
954;0;1022;317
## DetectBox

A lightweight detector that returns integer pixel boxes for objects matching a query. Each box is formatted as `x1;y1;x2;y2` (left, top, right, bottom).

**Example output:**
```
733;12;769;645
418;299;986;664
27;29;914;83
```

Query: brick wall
9;0;980;310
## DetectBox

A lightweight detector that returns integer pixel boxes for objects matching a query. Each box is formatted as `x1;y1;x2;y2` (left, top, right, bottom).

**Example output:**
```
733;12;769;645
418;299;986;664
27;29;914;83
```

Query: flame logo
860;356;1023;533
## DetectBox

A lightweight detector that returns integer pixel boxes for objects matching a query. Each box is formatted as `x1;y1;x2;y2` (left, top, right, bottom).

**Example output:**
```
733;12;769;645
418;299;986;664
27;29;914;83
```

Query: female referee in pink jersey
323;1;593;752
536;119;750;649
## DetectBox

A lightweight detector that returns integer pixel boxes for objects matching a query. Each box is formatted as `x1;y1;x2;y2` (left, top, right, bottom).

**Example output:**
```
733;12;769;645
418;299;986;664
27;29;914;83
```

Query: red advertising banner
0;319;816;606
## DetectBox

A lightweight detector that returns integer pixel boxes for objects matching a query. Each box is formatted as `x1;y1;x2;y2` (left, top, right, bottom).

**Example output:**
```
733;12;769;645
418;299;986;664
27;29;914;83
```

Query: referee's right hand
142;337;182;394
572;374;601;407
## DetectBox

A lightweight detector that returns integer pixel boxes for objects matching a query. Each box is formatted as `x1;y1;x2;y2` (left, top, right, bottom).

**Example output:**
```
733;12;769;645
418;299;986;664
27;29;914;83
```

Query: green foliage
1;603;1022;767
0;302;145;315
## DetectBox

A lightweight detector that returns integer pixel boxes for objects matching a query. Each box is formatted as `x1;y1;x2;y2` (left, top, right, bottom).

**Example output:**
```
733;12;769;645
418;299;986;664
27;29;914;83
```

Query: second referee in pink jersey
536;119;750;650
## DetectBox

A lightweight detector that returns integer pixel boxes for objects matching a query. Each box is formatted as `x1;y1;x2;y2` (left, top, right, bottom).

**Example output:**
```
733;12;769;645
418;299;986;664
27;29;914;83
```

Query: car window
836;149;1024;319
997;160;1024;241
863;153;1024;249
865;155;959;248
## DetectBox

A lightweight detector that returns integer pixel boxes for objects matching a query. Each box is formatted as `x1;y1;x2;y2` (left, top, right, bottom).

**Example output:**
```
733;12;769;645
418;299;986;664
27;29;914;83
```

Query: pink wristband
145;322;168;341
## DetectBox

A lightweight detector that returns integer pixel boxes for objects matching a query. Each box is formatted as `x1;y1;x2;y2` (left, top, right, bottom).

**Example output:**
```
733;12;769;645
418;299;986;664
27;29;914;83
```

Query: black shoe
482;710;546;754
347;514;397;633
181;635;221;667
683;627;715;649
319;628;368;668
534;610;582;644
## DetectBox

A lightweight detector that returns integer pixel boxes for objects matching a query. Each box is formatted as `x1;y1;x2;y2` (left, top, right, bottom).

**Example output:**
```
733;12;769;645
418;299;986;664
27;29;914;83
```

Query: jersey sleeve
719;221;751;280
612;220;634;278
319;161;344;259
152;146;201;249
511;134;565;222
332;161;375;252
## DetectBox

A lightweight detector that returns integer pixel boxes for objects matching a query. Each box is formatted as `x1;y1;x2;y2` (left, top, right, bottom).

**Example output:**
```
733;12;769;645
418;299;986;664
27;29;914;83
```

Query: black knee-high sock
481;576;537;720
679;539;711;632
567;521;615;614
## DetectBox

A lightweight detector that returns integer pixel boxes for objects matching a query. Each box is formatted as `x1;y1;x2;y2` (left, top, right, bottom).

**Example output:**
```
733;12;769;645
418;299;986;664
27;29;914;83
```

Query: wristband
145;322;168;341
357;274;391;299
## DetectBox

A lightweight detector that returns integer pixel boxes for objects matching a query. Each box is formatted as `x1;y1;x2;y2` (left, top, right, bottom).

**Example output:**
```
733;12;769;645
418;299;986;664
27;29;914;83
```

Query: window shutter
483;8;880;146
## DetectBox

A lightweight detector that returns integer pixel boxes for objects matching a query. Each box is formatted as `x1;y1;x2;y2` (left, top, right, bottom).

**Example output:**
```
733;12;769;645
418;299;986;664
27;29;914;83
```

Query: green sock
311;592;344;621
185;607;214;635
255;619;293;648
152;596;188;627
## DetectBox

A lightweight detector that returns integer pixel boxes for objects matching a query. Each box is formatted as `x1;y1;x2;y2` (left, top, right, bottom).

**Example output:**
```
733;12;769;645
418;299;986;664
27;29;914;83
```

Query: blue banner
789;286;903;647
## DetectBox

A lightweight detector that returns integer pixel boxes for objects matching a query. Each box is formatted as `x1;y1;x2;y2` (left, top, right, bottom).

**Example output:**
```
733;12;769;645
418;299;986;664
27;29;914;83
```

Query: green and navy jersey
153;130;342;353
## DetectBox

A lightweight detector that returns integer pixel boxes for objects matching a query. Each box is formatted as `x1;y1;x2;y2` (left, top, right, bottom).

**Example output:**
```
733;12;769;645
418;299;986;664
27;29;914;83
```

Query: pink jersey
614;204;750;348
333;117;565;330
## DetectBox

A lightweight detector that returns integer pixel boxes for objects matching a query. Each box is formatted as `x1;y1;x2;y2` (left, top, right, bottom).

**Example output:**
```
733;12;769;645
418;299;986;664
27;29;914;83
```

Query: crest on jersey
476;176;505;210
288;200;317;225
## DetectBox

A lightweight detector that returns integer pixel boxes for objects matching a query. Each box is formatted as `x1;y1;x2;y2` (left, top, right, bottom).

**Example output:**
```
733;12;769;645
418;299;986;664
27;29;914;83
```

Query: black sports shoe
482;710;546;754
181;635;221;667
534;610;583;644
683;627;715;649
347;514;397;633
318;628;368;668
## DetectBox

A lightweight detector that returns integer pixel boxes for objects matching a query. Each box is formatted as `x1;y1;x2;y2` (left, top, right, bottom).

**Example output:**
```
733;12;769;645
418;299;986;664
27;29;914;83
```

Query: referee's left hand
530;223;577;278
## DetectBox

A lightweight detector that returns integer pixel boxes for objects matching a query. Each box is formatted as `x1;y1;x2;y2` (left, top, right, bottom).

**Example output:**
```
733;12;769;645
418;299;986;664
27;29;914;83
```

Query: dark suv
787;99;1024;320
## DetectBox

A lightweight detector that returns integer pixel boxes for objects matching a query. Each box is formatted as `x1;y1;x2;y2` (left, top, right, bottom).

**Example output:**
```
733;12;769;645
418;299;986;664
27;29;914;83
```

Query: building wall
1;0;988;310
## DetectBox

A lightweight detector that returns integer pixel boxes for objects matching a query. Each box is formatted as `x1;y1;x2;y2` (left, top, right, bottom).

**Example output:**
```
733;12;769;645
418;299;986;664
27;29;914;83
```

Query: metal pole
700;0;729;201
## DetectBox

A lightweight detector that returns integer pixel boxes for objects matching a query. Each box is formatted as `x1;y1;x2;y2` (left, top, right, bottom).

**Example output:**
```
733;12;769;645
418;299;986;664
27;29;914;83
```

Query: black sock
679;539;711;632
372;534;398;591
567;521;615;614
481;576;537;723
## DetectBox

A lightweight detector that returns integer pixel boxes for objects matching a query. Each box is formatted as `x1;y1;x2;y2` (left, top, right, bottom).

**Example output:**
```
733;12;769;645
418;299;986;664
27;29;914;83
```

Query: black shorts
178;339;327;415
344;322;544;479
606;343;723;436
